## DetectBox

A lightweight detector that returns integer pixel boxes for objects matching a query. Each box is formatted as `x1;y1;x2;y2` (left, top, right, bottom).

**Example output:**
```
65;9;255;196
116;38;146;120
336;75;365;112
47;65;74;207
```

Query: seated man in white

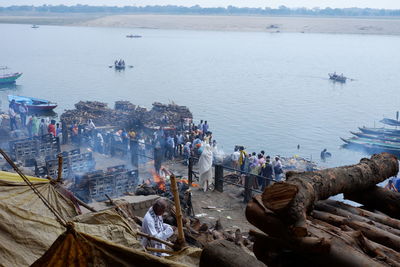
141;198;174;256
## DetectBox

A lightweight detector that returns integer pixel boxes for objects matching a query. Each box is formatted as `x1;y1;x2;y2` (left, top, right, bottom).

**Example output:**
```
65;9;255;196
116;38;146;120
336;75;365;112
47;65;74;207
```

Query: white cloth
231;151;240;161
141;207;174;256
198;144;213;191
88;120;96;130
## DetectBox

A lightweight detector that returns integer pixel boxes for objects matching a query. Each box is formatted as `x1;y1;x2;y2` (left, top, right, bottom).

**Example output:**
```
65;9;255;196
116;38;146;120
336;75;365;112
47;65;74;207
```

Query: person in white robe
198;143;214;192
141;198;174;256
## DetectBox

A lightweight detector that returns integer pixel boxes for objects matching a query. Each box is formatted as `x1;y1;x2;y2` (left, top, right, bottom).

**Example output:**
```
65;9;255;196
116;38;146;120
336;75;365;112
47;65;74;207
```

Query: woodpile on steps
60;101;192;129
246;153;400;267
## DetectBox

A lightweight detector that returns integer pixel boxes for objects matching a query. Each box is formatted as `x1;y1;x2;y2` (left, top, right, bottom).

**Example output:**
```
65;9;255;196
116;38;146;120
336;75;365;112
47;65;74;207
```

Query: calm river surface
1;23;400;167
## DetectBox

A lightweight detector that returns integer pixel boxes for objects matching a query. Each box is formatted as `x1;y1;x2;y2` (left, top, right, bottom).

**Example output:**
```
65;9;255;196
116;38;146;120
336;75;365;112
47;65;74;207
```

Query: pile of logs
60;101;192;129
246;153;400;266
145;102;192;127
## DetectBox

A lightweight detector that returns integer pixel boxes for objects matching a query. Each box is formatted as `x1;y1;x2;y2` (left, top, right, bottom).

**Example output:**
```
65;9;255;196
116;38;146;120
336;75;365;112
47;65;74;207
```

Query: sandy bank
2;13;400;35
78;14;400;35
0;14;101;26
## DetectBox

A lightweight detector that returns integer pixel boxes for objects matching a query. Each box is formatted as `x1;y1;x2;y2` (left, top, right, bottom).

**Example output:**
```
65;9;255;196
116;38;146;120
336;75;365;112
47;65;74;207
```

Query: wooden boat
114;64;125;70
329;73;347;83
358;127;400;137
0;67;22;84
8;95;57;111
126;34;142;38
350;131;400;143
380;118;400;127
341;137;400;155
113;60;126;70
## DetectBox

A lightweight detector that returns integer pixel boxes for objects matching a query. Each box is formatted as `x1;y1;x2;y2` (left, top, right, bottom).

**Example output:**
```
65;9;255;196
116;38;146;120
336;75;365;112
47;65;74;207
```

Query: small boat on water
31;25;39;29
8;95;57;111
113;59;125;70
329;72;347;83
0;67;22;84
126;34;142;38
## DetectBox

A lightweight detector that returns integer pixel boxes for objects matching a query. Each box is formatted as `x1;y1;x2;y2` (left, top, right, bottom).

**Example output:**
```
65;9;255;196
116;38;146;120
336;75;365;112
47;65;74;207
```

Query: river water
1;23;400;167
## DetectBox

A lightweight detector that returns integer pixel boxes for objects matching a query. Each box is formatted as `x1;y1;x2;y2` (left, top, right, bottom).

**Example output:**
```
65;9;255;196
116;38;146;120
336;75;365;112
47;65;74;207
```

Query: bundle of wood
143;102;192;128
246;153;400;266
114;101;136;112
60;101;116;125
60;101;193;130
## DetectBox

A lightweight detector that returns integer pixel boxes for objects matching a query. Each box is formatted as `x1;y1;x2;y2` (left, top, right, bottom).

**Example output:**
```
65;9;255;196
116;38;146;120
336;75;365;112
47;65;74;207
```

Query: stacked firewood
246;153;400;266
60;101;192;129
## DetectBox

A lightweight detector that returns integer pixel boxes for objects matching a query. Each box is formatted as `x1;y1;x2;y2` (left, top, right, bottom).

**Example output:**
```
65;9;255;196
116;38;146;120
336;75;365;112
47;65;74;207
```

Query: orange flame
150;169;166;191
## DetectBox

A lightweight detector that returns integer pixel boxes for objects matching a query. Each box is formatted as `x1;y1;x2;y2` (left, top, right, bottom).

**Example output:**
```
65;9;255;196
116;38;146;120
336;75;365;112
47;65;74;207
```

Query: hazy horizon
2;0;400;9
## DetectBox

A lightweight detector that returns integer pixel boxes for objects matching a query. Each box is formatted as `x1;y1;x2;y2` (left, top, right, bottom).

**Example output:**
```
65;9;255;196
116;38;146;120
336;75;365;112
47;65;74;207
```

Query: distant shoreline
2;13;400;35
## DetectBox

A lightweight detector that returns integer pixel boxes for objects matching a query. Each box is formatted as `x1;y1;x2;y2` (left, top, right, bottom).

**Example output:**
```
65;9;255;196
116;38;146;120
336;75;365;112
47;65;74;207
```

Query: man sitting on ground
141;198;174;256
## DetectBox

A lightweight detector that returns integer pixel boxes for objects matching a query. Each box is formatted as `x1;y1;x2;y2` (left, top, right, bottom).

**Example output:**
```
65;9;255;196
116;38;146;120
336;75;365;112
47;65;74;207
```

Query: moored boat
341;137;400;155
380;118;400;127
31;25;39;28
8;95;57;111
358;127;400;137
350;131;400;143
0;67;22;84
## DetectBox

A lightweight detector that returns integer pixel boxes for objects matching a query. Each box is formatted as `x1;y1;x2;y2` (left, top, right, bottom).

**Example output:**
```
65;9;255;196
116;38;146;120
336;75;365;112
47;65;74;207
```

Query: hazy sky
2;0;400;9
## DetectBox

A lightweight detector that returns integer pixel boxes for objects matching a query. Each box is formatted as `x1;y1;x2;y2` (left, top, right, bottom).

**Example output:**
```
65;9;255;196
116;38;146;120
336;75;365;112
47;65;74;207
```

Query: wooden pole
214;164;224;192
137;232;174;248
170;174;186;248
188;157;193;186
56;154;63;183
243;175;252;203
74;196;97;212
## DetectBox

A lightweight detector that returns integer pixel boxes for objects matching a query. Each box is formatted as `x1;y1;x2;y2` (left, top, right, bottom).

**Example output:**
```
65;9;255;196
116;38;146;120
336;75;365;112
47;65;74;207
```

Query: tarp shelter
0;171;201;266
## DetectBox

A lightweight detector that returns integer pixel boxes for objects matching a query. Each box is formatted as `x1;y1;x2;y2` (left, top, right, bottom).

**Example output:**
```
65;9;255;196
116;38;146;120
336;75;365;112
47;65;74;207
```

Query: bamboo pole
74;195;97;212
137;232;174;248
170;174;186;248
56;154;63;183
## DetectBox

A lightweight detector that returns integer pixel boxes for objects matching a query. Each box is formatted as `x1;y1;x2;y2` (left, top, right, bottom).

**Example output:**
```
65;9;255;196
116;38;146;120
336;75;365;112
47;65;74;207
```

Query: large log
262;153;398;236
312;210;400;252
248;209;387;267
351;231;400;267
314;201;400;236
344;185;400;219
200;240;266;267
323;199;400;230
245;196;290;238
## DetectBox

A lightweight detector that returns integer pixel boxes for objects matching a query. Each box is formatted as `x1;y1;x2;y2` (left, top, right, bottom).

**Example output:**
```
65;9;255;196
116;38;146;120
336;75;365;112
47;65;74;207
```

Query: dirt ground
159;159;253;232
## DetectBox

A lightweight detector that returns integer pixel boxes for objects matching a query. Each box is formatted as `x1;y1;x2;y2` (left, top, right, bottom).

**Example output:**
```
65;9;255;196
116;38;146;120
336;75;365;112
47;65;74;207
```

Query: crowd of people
7;99;63;138
231;146;283;191
152;119;214;175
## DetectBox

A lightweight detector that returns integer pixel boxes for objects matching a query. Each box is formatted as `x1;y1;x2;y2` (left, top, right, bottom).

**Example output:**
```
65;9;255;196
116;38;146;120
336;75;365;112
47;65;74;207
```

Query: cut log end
262;182;299;211
292;225;308;237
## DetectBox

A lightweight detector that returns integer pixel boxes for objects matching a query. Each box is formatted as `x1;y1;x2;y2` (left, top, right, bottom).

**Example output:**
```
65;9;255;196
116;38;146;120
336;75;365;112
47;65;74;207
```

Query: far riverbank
2;13;400;35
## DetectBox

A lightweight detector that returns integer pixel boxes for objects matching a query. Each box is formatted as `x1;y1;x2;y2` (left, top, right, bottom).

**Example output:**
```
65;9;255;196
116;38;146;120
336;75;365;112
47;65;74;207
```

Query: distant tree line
1;5;400;17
